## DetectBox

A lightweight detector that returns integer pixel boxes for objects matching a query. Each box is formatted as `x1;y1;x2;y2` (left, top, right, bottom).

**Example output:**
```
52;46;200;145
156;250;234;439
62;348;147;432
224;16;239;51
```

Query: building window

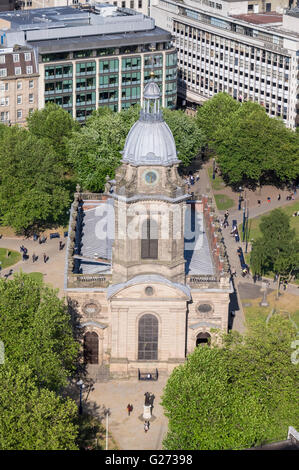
141;218;158;259
138;0;142;7
0;82;8;91
24;52;31;61
17;110;22;120
17;95;22;105
0;97;9;106
0;55;5;64
15;67;21;75
26;66;33;75
0;111;9;122
122;1;126;7
17;81;22;89
138;314;158;360
130;0;134;7
29;80;34;89
0;68;7;77
29;94;34;104
13;54;20;63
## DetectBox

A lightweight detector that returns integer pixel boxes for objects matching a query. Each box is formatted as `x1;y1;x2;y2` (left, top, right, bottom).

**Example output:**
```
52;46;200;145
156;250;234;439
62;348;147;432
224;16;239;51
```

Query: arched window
84;331;99;364
141;218;158;259
138;314;158;360
196;332;211;347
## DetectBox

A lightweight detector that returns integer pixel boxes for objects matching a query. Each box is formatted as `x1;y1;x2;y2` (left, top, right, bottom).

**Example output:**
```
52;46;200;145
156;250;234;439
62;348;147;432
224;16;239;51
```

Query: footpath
194;166;299;333
0;236;66;295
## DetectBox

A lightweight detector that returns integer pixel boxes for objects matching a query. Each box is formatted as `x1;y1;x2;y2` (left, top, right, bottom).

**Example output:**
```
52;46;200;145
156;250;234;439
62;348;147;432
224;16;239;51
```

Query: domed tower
109;81;190;284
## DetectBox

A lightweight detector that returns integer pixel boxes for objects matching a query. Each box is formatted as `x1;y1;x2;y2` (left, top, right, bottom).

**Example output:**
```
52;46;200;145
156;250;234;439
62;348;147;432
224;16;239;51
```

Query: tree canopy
0;274;80;449
196;92;241;146
27;103;79;166
162;315;299;450
250;208;299;281
0;363;78;450
0;125;71;233
196;94;299;188
0;274;79;391
67;106;206;192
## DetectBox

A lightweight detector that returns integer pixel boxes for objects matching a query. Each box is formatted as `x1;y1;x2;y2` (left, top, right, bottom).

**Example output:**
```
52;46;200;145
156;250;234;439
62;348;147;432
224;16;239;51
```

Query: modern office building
151;0;299;128
0;4;177;122
20;0;150;17
0;46;38;125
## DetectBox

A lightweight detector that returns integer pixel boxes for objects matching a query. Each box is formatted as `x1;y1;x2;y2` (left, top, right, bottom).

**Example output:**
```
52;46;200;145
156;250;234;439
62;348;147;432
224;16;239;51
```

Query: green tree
27;103;79;166
196;92;241;146
250;209;299;289
162;316;299;450
0;363;78;450
0;126;71;232
0;274;79;391
67;106;205;192
214;101;299;187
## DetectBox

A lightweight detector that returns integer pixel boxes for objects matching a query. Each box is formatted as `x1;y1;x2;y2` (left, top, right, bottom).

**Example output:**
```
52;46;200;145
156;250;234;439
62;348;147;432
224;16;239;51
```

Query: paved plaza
0;236;66;295
84;377;169;450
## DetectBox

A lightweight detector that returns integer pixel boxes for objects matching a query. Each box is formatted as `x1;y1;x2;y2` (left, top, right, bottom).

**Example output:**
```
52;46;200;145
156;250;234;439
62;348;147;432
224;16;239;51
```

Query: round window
83;302;101;317
197;303;212;313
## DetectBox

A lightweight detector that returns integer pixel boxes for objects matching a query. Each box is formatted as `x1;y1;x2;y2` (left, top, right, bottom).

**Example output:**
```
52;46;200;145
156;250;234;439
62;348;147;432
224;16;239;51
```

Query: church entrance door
84;331;99;364
196;332;211;347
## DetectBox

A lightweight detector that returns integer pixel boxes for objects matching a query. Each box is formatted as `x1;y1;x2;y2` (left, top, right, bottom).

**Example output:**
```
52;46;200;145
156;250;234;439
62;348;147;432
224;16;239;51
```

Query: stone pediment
107;275;191;301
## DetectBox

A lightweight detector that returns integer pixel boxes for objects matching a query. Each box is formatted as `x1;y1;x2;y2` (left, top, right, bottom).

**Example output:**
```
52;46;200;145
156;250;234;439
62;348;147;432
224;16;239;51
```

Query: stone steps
87;364;111;383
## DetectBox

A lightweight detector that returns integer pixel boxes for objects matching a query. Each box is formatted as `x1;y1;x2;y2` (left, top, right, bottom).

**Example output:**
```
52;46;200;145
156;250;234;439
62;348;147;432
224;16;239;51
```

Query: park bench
138;368;158;381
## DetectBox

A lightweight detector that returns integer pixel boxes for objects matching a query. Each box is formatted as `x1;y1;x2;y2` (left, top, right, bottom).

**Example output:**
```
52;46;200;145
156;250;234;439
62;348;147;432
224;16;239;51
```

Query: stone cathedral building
65;81;232;378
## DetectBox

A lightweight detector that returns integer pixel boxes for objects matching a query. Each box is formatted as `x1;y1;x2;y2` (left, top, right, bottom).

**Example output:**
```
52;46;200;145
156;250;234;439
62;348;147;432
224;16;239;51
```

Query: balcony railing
67;273;112;289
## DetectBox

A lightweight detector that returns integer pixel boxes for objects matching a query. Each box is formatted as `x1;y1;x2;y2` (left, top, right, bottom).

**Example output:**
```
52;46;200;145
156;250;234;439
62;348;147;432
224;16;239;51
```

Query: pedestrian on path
32;253;36;263
127;404;133;416
144;420;149;433
43;253;48;263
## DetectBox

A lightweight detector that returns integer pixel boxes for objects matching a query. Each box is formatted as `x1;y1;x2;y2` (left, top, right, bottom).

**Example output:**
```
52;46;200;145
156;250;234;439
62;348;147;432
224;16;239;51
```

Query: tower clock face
144;170;158;185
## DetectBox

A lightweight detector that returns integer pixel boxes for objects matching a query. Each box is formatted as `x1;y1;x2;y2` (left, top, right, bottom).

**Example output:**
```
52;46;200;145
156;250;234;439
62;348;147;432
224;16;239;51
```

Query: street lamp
77;379;85;415
245;202;250;254
104;408;111;450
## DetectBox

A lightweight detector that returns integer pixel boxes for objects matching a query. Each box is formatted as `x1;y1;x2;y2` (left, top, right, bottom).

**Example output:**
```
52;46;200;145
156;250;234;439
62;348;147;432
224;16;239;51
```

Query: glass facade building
41;43;177;122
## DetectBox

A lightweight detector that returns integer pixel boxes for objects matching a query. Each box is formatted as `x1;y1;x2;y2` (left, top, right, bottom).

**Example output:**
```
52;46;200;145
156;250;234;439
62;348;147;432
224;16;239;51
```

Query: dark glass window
141;218;158;259
138;314;158;360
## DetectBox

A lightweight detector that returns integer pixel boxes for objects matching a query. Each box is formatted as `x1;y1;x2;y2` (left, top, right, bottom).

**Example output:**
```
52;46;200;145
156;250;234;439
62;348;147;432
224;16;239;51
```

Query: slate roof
74;198;215;277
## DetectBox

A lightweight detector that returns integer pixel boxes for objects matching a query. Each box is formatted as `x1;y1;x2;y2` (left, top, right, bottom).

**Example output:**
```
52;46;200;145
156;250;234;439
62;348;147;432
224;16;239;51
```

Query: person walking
127;404;133;416
43;253;47;263
32;253;36;263
144;420;149;433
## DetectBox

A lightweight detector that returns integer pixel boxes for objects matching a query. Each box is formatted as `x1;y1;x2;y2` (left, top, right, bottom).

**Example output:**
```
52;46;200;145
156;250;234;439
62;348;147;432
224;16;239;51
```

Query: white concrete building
151;0;299;129
20;0;150;17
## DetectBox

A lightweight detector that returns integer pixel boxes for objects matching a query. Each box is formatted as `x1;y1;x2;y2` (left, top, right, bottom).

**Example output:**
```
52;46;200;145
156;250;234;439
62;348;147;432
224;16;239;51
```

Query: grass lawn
239;201;299;283
239;200;299;243
0;248;21;269
207;167;226;191
214;194;235;211
242;290;299;330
